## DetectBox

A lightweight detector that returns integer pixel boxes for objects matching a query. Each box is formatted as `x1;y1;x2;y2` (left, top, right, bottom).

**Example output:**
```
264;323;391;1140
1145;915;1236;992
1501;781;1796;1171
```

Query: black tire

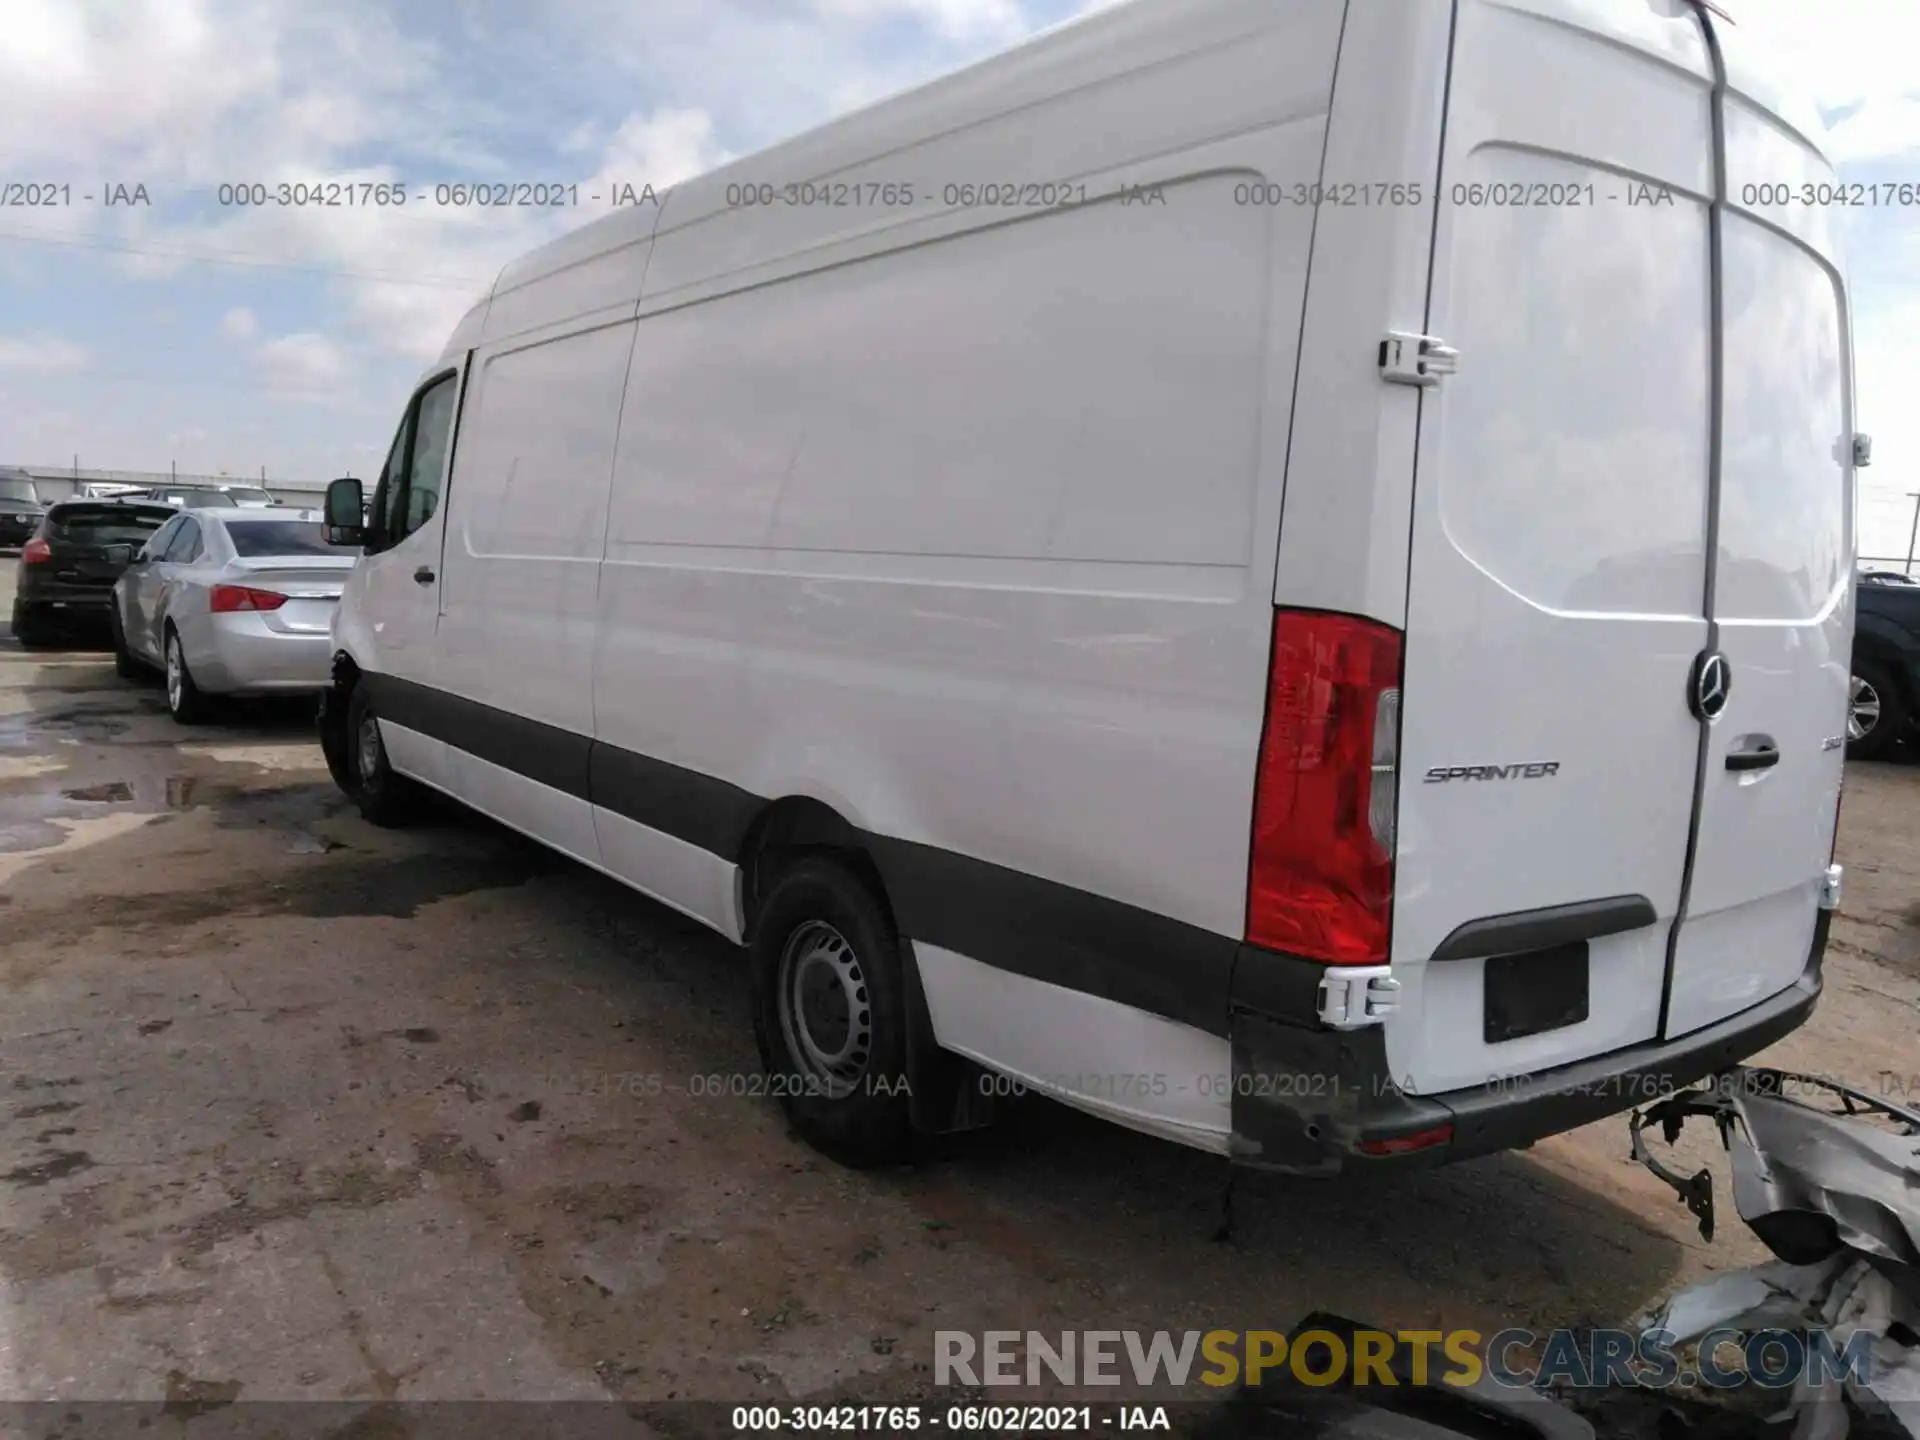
318;687;359;798
750;854;914;1168
1847;658;1907;762
163;627;215;724
11;602;56;649
110;603;147;680
345;682;420;826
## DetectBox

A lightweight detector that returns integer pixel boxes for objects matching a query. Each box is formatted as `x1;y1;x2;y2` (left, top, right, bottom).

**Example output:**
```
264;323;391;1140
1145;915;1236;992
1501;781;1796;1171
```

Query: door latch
1379;331;1458;388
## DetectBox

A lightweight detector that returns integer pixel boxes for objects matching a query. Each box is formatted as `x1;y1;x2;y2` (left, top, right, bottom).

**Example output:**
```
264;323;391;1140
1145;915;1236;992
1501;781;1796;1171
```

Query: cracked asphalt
1;557;1916;1417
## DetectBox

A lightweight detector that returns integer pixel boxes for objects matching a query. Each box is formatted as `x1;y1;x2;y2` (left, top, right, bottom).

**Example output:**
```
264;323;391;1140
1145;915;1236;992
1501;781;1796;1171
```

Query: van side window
371;407;415;551
405;377;458;535
366;371;457;552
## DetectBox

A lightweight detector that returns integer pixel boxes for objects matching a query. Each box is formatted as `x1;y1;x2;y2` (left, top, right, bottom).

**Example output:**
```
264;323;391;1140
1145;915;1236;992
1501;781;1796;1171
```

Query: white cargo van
319;0;1859;1173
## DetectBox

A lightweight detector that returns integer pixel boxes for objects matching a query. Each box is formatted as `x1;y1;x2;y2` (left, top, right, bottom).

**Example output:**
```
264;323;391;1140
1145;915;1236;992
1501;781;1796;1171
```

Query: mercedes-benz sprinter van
317;0;1860;1173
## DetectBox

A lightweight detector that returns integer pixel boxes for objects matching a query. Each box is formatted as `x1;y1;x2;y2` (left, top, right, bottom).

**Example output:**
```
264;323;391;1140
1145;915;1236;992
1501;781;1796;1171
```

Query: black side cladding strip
360;671;591;799
1429;893;1657;963
356;672;1240;1038
869;836;1239;1038
589;743;762;859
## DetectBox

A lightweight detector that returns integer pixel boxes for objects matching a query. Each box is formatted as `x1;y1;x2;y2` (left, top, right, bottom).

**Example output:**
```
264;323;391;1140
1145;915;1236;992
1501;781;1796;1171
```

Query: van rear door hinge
1379;331;1458;387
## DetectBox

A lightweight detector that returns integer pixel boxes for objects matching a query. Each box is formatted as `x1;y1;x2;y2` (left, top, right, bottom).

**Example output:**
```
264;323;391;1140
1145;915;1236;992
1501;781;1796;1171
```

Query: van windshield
0;478;38;505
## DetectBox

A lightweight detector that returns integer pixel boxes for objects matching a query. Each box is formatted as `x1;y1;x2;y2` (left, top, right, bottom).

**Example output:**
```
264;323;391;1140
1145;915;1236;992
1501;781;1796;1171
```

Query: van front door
355;369;462;791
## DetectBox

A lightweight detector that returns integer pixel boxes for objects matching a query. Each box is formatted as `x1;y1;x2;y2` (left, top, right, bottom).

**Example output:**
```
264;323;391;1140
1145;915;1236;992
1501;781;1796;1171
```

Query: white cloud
585;107;733;195
1826;96;1920;164
806;0;1029;45
0;336;88;373
1729;0;1920;157
220;306;257;340
256;332;348;396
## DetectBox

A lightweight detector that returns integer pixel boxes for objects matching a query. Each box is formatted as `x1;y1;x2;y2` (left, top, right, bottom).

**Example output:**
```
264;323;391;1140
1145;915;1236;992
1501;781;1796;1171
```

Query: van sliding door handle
413;566;435;585
1726;740;1779;772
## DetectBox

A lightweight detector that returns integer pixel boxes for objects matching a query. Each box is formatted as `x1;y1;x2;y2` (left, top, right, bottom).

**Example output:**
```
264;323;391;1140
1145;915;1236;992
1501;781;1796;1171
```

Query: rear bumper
13;578;116;613
1227;911;1828;1174
191;615;333;694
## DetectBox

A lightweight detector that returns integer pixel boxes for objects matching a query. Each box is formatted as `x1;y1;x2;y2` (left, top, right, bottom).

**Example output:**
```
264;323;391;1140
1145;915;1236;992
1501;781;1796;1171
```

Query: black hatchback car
0;473;46;546
11;500;177;647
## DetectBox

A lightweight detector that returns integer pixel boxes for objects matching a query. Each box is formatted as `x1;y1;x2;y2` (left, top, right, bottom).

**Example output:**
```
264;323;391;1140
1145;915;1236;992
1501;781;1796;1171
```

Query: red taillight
1246;609;1404;964
1357;1122;1453;1157
209;584;288;613
20;538;51;565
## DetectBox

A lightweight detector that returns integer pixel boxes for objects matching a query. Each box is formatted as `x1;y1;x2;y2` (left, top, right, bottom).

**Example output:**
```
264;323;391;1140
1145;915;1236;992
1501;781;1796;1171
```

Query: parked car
1850;569;1920;760
315;0;1856;1175
10;501;177;647
110;509;355;722
129;486;241;510
0;472;47;547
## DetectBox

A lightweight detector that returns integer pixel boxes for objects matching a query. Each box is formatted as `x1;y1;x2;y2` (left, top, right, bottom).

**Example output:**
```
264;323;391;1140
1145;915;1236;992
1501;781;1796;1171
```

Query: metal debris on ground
1630;1067;1920;1439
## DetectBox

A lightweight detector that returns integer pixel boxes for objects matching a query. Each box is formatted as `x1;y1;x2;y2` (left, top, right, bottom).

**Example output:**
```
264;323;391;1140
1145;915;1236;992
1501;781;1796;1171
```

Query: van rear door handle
1726;738;1779;772
413;566;435;585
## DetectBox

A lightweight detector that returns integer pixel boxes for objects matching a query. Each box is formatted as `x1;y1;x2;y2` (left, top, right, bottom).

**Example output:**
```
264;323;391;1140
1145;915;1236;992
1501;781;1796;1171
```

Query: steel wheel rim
356;715;383;787
165;638;182;710
776;919;870;1097
1849;675;1881;742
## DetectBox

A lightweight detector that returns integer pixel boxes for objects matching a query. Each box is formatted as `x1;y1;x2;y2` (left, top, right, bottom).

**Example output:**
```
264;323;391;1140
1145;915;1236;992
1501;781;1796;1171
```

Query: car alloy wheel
1849;674;1881;743
166;637;184;712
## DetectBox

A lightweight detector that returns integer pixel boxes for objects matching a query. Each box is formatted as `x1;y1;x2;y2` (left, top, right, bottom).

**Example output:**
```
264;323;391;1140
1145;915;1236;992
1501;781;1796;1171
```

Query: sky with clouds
1;0;1917;560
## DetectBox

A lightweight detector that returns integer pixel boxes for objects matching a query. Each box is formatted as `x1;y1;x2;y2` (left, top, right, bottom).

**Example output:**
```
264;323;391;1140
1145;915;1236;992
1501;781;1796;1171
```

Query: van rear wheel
751;855;914;1168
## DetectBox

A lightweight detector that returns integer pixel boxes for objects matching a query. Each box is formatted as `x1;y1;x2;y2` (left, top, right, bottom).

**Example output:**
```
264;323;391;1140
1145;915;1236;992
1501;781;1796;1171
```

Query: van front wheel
345;684;420;827
751;855;914;1168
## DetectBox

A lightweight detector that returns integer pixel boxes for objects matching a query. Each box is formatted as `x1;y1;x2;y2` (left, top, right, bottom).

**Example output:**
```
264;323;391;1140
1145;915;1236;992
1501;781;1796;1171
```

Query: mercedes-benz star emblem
1689;651;1732;722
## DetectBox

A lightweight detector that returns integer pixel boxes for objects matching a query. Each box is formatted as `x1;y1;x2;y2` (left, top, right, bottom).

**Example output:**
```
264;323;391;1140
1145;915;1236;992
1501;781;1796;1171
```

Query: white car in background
110;508;357;723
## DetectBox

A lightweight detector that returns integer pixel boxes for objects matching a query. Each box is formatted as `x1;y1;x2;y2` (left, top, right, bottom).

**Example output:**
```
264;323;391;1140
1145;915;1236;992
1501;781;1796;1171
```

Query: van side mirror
325;477;366;546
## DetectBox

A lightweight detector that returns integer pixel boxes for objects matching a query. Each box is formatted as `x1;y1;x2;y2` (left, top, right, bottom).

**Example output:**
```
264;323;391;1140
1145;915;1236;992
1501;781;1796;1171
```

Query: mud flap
899;937;996;1136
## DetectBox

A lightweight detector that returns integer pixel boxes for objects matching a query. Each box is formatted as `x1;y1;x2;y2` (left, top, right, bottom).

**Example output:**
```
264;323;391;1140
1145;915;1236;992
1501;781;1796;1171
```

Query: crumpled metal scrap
1629;1068;1920;1439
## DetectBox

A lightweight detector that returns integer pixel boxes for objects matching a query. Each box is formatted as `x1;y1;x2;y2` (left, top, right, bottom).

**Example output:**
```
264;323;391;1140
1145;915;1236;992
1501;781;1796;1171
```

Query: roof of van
435;0;1836;369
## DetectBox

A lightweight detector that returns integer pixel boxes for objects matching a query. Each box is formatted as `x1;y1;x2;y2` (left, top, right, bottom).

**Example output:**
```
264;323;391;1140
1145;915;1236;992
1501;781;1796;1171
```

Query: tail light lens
1246;609;1405;964
20;538;51;565
209;584;288;613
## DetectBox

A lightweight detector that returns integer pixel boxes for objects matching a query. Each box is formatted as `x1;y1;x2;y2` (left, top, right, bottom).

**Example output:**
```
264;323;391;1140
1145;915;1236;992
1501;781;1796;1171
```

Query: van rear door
1388;0;1854;1095
1661;34;1852;1039
1388;0;1720;1095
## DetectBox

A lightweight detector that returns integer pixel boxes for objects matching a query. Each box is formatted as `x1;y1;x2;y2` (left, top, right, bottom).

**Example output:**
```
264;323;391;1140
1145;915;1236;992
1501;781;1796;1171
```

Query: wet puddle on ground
62;781;134;804
4;772;339;855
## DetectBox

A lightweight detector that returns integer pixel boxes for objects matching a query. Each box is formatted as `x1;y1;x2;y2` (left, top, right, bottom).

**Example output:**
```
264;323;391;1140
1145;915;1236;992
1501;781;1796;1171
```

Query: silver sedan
110;509;356;723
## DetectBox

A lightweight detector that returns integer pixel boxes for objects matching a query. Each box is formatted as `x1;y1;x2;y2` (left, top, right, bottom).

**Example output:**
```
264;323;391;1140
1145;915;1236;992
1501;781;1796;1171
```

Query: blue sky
2;0;1918;560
